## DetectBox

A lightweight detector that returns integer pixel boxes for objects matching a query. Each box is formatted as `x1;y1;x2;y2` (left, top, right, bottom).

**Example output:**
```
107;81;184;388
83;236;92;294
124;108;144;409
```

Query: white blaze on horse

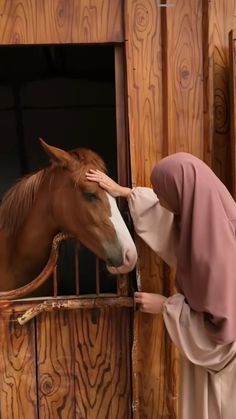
0;139;137;298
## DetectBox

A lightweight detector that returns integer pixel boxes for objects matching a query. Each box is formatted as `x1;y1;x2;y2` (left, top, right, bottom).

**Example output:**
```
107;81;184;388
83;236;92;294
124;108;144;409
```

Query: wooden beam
0;0;124;44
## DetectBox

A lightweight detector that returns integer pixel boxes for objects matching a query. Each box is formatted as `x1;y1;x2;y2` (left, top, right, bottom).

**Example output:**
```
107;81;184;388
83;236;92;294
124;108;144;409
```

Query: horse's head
40;139;137;274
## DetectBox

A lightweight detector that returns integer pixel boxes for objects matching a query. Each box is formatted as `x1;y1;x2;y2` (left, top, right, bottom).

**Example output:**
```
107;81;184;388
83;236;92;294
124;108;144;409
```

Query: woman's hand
86;169;131;198
134;292;167;314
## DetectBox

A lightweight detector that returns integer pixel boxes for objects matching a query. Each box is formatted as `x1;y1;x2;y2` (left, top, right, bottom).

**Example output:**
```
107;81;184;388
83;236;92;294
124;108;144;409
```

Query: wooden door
0;302;132;419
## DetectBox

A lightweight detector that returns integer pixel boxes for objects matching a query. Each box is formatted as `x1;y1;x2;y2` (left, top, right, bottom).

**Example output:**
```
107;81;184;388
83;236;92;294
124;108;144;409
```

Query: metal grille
54;239;130;298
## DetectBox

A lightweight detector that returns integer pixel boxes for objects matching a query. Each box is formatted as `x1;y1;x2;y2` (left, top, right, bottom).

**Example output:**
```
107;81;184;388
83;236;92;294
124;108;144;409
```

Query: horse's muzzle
105;244;137;275
105;245;124;268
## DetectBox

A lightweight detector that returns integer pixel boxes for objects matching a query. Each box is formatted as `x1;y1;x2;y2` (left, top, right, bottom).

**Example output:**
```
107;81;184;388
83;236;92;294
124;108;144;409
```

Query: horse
0;139;137;297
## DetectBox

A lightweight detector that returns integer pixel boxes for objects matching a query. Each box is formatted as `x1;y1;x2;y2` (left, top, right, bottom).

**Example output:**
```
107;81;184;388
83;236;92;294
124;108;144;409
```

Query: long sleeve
127;187;177;267
163;293;236;372
127;188;236;370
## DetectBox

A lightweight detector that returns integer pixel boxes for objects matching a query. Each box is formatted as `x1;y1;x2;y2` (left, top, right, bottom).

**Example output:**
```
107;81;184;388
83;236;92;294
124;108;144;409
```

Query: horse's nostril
106;258;113;267
105;246;123;268
106;255;123;268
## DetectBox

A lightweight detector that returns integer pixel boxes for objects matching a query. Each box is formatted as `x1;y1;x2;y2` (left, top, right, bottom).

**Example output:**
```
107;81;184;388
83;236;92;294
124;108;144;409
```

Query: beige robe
128;187;236;419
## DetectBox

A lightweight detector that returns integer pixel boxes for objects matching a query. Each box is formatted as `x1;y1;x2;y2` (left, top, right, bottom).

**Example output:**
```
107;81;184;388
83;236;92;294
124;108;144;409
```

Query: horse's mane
0;170;46;235
0;148;106;235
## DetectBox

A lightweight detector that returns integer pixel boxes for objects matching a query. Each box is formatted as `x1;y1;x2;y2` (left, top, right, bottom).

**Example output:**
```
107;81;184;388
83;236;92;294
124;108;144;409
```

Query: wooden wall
0;0;236;418
125;0;236;417
0;0;123;44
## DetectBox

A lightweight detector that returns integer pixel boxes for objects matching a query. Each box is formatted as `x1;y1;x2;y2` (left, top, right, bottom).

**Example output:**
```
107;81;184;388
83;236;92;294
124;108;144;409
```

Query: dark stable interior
0;44;119;295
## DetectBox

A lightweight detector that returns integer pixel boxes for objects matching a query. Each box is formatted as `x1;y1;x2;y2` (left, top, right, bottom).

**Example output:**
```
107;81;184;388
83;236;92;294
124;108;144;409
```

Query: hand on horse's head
85;169;131;198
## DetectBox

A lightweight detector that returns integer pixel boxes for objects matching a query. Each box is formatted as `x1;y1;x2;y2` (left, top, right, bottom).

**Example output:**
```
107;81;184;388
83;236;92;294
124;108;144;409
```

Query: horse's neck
0;192;58;292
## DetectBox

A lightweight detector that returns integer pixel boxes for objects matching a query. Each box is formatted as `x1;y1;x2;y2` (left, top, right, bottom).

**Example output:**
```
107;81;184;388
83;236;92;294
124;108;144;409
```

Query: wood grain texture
115;46;130;193
0;1;235;418
36;311;75;419
126;1;236;416
125;0;164;187
0;310;37;419
37;308;132;419
202;0;214;167
134;242;178;419
208;0;236;188
162;0;204;157
74;308;132;419
125;1;178;417
0;0;123;44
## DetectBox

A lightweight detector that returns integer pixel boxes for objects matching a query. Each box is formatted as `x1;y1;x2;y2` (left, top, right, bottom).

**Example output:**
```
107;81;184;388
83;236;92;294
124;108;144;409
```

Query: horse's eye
84;192;100;202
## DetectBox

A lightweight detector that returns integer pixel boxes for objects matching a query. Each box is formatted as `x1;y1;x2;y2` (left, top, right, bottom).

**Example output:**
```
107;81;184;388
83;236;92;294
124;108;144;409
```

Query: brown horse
0;139;137;294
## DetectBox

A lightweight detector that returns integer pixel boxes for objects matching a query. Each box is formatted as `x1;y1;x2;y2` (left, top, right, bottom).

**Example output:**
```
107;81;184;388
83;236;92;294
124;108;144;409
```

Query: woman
86;152;236;419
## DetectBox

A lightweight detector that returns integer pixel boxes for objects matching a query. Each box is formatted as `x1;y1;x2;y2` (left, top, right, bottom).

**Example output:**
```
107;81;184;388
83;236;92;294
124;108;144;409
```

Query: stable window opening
0;44;134;299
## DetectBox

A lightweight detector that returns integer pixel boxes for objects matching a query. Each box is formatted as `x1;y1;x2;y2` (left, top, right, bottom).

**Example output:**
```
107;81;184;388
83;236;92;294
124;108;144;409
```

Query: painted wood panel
0;309;37;419
0;0;123;44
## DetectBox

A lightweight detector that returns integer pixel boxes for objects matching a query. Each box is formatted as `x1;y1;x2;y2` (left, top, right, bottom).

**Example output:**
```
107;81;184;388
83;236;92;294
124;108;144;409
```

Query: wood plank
74;308;132;419
36;311;75;419
115;46;130;190
133;246;179;419
0;0;123;45
161;0;204;157
125;0;180;417
0;310;37;419
208;0;236;189
202;0;214;167
125;0;164;187
229;30;236;200
124;0;178;417
18;297;133;325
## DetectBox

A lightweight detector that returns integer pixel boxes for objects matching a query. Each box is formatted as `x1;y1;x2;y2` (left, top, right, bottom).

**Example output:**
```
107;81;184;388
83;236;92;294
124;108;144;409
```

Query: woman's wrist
119;186;132;198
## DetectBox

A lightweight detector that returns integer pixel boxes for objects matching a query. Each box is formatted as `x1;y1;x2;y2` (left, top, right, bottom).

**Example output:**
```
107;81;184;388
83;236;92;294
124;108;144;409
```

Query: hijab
151;152;236;344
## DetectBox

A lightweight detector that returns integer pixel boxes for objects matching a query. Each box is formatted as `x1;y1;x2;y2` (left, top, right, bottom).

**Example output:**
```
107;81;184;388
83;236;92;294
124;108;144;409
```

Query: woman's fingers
86;169;111;184
88;169;103;175
134;293;143;303
134;293;150;312
134;292;167;314
85;170;123;197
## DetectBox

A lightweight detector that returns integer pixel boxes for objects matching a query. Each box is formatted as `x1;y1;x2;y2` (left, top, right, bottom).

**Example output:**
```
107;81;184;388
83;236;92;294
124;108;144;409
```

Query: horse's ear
39;138;74;167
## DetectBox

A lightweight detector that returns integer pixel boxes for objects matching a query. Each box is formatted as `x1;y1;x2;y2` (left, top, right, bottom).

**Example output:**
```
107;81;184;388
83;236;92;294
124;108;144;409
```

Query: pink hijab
151;152;236;344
